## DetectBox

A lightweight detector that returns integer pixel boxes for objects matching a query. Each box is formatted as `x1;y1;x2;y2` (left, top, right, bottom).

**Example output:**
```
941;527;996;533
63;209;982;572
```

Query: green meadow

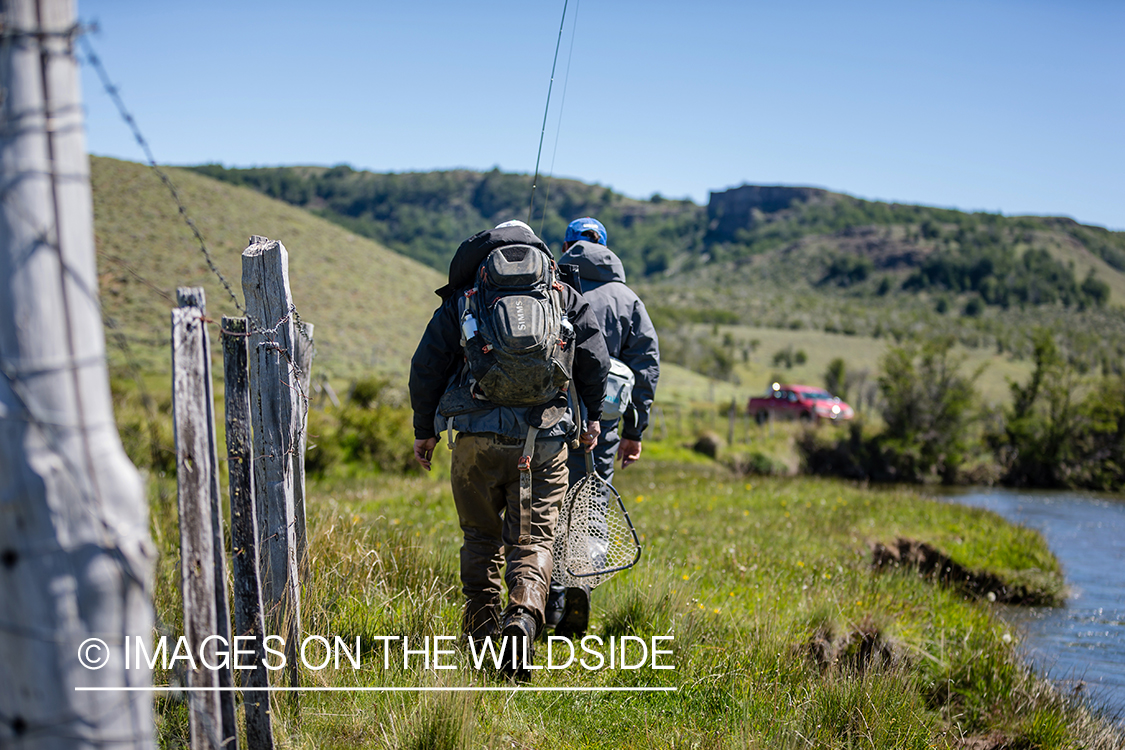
143;452;1121;749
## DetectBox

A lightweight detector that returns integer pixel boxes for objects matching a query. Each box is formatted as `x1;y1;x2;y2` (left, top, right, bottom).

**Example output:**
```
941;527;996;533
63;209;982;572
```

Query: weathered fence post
0;1;155;746
172;292;225;750
292;322;314;568
222;316;275;750
176;288;239;749
241;236;302;687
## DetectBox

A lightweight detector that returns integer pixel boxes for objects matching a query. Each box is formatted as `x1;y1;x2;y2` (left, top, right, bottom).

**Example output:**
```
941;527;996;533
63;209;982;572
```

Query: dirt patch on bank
800;618;900;674
871;537;1055;606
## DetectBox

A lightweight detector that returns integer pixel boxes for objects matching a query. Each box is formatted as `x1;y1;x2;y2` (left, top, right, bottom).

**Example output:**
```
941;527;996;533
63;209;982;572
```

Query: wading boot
544;585;566;631
554;585;590;639
500;608;537;682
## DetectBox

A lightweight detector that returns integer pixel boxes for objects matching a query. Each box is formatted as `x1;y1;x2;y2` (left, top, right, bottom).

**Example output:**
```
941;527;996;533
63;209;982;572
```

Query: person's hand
414;437;439;471
617;439;642;468
579;420;601;452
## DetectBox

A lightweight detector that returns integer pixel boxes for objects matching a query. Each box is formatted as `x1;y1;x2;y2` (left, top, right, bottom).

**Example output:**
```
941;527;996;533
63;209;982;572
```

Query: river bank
146;462;1122;748
937;487;1125;723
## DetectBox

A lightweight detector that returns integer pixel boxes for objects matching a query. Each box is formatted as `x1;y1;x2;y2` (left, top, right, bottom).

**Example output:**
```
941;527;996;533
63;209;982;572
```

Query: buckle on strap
517;454;532;472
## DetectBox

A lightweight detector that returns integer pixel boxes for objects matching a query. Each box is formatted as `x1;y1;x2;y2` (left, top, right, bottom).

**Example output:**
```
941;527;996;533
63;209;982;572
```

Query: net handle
579;394;597;477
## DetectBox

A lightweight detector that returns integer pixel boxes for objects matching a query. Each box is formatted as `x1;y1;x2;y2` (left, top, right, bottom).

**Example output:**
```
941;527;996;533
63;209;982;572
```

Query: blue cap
565;217;607;246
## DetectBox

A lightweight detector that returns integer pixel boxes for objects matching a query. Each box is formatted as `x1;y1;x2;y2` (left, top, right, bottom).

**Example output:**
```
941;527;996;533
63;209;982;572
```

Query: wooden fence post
292;322;314;569
176;288;239;749
172;292;224;750
0;1;156;746
241;236;302;686
223;316;275;750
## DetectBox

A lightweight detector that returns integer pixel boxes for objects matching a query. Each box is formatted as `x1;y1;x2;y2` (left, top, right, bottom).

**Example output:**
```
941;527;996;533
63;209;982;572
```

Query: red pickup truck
748;383;855;424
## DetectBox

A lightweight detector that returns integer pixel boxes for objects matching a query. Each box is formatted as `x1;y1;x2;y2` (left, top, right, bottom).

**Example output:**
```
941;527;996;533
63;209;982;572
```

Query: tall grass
141;435;1120;748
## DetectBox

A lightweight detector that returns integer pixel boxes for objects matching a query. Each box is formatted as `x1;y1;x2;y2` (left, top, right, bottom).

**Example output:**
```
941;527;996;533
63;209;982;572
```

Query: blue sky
79;1;1124;229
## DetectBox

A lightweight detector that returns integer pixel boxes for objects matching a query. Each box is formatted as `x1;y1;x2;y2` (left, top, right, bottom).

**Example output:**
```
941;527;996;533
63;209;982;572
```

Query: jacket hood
559;241;626;286
436;224;551;299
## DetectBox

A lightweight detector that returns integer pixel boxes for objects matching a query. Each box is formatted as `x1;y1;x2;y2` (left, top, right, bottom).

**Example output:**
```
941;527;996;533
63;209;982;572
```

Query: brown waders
451;432;567;642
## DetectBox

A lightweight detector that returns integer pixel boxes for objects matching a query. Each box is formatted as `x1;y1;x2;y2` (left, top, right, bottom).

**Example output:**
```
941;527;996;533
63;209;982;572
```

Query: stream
938;488;1125;719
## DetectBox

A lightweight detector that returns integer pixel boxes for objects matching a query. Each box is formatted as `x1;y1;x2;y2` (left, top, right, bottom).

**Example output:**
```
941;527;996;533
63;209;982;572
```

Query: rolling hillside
92;157;444;377
92;157;1125;412
192;164;1125;308
187;163;1125;375
90;157;747;402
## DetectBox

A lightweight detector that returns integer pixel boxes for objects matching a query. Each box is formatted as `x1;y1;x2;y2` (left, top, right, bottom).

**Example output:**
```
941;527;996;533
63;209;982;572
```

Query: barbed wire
79;35;246;319
78;31;315;480
79;34;316;358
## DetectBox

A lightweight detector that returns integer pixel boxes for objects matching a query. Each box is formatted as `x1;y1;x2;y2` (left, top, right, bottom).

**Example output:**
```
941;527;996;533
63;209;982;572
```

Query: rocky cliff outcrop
706;184;830;242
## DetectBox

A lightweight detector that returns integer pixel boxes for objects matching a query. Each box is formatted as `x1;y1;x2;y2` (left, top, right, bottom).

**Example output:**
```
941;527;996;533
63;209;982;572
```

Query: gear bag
459;244;575;406
601;356;635;421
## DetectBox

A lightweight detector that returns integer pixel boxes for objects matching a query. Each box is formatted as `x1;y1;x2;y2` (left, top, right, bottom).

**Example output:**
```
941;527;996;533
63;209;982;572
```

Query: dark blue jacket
559;241;660;441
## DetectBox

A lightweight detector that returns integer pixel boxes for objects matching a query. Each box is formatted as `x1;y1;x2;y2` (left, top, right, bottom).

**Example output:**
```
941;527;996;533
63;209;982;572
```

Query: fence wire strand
79;31;314;456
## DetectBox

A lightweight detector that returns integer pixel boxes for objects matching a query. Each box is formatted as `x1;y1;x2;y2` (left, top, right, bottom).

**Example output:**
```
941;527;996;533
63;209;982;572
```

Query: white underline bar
75;686;678;693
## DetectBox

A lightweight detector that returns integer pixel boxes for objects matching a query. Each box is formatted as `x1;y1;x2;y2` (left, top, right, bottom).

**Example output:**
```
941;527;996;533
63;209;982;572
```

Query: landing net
552;453;641;589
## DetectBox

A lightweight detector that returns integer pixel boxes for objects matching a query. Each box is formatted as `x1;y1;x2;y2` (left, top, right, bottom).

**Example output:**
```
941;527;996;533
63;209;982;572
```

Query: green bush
304;376;417;477
877;336;982;483
991;329;1125;490
824;358;847;401
799;337;984;484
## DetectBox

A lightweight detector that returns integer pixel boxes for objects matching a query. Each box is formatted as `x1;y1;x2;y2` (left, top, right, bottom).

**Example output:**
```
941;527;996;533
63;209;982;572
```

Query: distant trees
800;330;1125;491
802;337;982;483
772;346;807;369
990;330;1125;490
191;164;706;280
877;336;982;483
820;254;873;287
902;236;1108;310
824;358;847;401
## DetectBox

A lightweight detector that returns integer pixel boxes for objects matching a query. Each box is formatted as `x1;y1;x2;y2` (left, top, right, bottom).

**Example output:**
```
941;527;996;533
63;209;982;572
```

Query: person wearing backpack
547;217;661;638
409;220;609;680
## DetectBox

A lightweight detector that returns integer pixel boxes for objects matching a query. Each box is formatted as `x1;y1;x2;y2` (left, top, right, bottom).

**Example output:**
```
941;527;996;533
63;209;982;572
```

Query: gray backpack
460;244;575;406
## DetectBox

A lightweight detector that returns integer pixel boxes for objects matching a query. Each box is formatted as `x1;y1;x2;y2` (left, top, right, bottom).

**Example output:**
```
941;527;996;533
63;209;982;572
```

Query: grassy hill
191;163;1125;308
188;163;1125;379
92;157;444;377
95;157;1125;413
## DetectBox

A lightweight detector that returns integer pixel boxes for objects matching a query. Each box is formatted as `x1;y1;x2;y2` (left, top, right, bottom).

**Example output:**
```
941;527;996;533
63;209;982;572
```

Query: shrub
824;358;847;401
878;336;982;483
991;329;1125;490
304;376;417;477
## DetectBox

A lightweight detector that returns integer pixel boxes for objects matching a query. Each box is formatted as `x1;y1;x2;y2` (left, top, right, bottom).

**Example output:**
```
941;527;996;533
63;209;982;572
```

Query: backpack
459;244;575;406
601;356;635;421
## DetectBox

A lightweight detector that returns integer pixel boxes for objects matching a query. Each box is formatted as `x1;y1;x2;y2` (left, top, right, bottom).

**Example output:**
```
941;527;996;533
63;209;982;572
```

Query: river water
937;488;1125;718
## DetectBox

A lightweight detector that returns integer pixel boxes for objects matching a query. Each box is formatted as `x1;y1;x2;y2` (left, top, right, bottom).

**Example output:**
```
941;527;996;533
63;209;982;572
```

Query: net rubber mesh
552;462;641;589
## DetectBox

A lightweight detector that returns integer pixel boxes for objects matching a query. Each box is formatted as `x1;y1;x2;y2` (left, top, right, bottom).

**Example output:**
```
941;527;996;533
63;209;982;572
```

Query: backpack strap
516;425;539;545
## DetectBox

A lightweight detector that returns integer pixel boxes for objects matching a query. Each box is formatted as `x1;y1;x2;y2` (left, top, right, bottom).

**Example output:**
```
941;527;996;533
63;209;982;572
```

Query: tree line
800;332;1125;491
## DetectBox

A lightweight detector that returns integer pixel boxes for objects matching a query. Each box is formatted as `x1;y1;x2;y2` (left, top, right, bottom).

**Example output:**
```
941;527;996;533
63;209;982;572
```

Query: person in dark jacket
409;220;609;678
547;217;660;637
